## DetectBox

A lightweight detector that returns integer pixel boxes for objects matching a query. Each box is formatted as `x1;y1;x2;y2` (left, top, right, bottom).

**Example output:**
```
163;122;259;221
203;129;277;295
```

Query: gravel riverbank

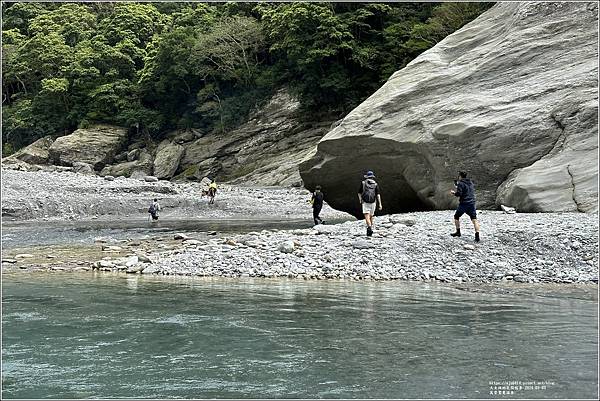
137;211;598;284
3;208;598;284
1;169;346;221
2;169;598;285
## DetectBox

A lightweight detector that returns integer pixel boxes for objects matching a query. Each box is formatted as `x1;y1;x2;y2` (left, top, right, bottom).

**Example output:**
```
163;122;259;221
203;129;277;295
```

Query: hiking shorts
362;202;376;215
455;203;477;220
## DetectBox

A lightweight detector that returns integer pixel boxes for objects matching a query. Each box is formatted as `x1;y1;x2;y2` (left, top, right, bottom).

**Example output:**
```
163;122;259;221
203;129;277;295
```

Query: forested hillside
2;2;492;156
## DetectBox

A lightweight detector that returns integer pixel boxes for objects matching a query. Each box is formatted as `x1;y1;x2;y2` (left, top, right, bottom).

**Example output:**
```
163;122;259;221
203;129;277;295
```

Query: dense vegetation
2;2;492;155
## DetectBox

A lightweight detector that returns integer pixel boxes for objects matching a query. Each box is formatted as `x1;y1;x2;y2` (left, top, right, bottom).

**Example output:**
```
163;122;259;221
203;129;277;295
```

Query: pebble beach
2;169;598;285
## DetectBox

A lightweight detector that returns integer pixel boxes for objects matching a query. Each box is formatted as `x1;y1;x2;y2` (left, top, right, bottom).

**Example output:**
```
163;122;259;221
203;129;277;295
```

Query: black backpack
148;204;156;214
362;179;377;203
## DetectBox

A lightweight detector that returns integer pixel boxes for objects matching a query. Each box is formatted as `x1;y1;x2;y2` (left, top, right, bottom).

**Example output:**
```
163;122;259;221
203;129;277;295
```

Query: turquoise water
2;272;597;399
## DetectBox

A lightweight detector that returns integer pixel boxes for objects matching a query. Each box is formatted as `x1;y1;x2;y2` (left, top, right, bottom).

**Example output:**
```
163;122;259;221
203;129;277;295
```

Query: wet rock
141;266;160;274
513;275;529;283
126;265;145;273
103;175;115;181
144;176;159;182
98;260;114;268
2;259;17;264
463;244;476;250
174;233;190;240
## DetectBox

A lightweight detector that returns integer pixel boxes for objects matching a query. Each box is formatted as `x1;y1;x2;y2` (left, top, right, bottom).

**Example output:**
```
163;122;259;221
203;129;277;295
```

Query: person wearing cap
357;171;382;237
450;171;480;242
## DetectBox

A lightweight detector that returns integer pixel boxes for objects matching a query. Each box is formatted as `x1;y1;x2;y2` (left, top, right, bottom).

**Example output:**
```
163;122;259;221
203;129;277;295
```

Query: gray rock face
72;162;95;175
100;149;153;177
153;140;185;179
300;2;598;216
49;125;128;170
7;136;54;164
179;89;335;186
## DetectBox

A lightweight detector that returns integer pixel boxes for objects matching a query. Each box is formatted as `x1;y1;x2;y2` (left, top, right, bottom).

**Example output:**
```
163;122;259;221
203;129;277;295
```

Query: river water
2;272;597;399
2;218;351;250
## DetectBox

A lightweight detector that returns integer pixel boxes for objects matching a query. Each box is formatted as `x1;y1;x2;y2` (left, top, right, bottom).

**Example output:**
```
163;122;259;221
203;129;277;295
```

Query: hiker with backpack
208;179;217;204
310;185;325;225
358;171;382;237
450;171;481;242
148;198;161;221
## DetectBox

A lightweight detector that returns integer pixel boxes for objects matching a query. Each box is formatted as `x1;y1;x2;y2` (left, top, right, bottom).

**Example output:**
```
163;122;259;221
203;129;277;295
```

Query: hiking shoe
475;232;480;242
367;226;373;237
450;231;461;237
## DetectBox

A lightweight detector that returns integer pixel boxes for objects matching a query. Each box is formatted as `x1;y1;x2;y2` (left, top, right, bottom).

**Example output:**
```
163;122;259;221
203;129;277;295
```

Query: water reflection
2;273;597;399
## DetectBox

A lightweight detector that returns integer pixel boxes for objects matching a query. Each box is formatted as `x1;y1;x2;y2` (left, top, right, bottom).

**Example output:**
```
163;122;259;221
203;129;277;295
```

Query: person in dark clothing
311;185;325;225
148;198;160;221
450;171;480;242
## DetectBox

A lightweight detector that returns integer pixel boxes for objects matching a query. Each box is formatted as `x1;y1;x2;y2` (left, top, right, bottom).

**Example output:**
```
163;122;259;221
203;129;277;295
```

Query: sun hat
364;170;375;178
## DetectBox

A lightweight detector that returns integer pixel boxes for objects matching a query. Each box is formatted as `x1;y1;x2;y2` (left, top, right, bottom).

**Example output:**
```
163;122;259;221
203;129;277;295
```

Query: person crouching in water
450;171;480;242
358;170;382;237
311;185;324;225
148;198;161;221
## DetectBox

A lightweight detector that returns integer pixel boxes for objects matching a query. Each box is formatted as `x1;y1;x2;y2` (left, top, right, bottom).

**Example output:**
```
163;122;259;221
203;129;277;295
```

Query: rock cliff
300;2;598;216
178;90;335;186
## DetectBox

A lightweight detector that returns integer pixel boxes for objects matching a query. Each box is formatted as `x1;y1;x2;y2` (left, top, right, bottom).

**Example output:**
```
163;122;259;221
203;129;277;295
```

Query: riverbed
2;272;597;399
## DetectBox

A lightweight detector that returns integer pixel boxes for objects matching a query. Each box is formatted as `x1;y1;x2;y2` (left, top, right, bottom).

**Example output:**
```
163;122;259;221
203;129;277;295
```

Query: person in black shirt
450;171;481;242
311;185;324;225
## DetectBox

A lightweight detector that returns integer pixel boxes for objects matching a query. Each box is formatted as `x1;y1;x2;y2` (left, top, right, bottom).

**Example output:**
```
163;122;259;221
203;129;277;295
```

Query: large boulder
300;2;598;216
153;140;185;179
7;135;54;164
48;125;128;170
